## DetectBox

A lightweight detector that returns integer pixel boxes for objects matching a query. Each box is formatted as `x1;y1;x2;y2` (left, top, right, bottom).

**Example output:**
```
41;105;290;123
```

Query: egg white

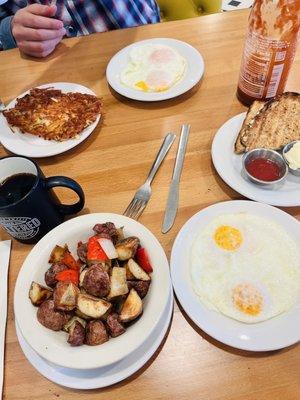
190;213;300;323
120;44;186;92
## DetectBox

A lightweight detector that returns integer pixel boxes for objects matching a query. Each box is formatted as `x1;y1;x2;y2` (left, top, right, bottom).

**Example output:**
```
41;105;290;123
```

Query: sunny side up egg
120;44;186;92
190;213;300;323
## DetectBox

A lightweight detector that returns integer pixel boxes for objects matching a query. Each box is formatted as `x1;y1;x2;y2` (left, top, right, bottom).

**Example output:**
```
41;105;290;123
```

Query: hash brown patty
3;87;102;141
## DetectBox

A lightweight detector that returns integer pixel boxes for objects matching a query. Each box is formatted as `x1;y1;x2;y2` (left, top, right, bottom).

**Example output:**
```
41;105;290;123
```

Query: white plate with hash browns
0;82;101;158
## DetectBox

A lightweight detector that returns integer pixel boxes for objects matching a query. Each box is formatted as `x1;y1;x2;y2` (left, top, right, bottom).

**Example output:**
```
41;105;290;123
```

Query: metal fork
124;132;176;220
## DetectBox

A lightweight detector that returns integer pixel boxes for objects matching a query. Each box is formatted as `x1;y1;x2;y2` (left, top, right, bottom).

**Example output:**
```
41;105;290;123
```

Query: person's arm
0;7;17;50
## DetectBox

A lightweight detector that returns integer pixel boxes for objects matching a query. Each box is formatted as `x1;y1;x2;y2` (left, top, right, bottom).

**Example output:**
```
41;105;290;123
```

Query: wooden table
1;8;299;400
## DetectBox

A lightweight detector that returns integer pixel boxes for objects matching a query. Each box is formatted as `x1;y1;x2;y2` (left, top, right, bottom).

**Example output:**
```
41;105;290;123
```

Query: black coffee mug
0;156;85;244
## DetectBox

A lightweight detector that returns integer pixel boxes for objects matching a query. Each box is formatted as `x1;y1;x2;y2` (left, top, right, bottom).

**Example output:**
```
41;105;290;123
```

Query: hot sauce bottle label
238;30;295;99
237;0;300;104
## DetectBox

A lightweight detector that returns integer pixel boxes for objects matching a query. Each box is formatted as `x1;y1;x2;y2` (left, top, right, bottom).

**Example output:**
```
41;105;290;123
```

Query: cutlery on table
162;124;191;234
124;132;176;220
0;240;11;400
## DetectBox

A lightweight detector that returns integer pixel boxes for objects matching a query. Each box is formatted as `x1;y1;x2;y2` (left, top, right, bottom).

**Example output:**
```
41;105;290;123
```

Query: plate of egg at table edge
211;112;300;207
106;38;205;102
170;200;300;351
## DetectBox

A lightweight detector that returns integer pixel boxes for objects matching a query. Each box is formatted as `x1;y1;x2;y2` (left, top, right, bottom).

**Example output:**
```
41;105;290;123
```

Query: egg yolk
135;81;149;91
232;283;263;316
214;225;243;251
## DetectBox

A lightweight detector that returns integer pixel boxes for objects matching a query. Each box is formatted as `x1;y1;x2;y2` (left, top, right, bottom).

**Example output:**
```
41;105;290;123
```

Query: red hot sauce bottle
237;0;300;106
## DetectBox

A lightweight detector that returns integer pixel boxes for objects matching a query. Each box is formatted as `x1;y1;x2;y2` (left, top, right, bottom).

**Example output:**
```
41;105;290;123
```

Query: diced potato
125;262;135;280
77;294;111;319
63;316;86;332
115;237;140;261
75;308;92;320
79;264;87;273
54;282;80;311
107;267;128;299
127;258;150;281
116;227;125;242
120;288;143;323
48;244;68;264
29;282;52;306
79;268;88;287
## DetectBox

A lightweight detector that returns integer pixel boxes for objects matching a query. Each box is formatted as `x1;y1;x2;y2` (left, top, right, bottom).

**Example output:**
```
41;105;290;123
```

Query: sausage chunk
77;241;87;263
45;263;68;288
82;264;110;297
37;300;69;331
53;282;80;311
106;313;125;338
127;280;151;299
67;321;85;347
93;222;118;243
85;320;109;346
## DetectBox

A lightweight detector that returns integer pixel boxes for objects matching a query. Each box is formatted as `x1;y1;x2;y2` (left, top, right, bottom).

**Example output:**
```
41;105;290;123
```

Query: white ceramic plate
211;113;300;207
0;82;101;158
14;213;171;370
170;200;300;351
16;289;173;390
106;38;204;101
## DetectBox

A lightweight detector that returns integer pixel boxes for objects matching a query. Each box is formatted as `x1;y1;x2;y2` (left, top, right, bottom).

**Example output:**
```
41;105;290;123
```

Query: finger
26;4;57;18
21;13;63;30
14;26;65;41
18;37;62;58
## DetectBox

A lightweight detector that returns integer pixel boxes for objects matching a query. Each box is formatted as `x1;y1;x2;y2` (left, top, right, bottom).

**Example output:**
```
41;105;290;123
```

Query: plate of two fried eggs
106;38;204;101
171;200;300;351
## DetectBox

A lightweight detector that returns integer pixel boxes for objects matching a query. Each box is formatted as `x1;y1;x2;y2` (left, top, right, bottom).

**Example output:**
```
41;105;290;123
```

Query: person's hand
11;4;66;58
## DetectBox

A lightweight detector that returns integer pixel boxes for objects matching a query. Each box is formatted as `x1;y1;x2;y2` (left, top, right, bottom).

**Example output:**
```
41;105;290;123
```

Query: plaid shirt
0;0;160;49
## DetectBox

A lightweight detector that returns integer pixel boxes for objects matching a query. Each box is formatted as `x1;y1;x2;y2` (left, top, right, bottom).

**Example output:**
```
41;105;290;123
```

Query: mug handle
44;176;85;216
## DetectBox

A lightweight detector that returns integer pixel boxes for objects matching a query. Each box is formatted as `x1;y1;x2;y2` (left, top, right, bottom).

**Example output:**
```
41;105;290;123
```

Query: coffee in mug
0;156;85;244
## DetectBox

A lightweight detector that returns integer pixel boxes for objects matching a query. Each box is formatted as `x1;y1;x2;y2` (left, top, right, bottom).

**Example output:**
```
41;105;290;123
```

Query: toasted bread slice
234;100;265;154
244;92;300;152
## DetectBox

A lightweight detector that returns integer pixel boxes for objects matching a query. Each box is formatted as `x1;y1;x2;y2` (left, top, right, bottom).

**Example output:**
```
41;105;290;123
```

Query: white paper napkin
0;241;11;400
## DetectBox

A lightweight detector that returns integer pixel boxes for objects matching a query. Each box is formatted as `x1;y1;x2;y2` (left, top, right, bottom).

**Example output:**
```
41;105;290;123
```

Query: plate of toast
212;92;300;206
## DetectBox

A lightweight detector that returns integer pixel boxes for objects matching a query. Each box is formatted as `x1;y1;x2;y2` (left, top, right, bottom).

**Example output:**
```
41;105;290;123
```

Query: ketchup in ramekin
242;148;288;187
245;158;282;182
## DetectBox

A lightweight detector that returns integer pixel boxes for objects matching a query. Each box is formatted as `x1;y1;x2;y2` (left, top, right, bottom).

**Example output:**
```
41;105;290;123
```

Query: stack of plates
14;214;173;389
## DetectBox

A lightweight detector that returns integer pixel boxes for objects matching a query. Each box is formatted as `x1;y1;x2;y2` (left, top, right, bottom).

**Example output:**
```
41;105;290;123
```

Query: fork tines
124;196;147;220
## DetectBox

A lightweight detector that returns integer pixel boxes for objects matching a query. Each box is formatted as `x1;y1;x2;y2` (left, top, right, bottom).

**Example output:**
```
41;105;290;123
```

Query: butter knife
0;240;11;400
162;124;190;233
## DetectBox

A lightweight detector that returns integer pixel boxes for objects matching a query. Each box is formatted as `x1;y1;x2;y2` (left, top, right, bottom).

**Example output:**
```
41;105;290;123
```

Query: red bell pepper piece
56;269;79;285
136;247;153;273
61;252;79;270
87;236;108;262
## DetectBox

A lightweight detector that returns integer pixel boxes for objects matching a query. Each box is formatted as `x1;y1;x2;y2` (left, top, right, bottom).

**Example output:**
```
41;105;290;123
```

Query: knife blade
162;124;190;233
0;240;11;400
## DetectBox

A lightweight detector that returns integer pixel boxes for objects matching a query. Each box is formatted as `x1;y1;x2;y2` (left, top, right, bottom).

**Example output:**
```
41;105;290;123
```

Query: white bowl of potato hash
14;213;171;370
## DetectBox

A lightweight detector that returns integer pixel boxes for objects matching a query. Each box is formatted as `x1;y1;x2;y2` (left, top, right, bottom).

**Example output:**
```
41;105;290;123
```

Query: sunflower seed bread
234;92;300;154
